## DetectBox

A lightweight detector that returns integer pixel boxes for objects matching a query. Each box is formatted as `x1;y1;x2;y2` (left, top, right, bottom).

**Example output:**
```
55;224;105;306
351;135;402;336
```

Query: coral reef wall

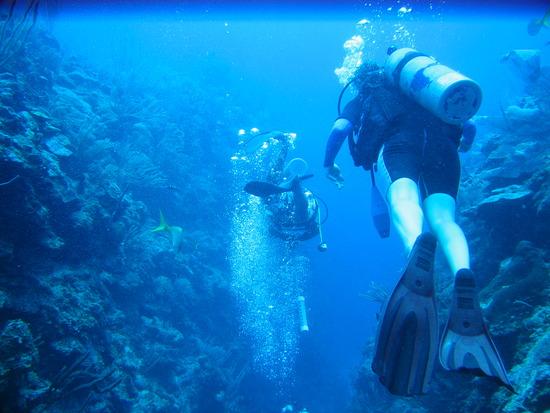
0;29;250;413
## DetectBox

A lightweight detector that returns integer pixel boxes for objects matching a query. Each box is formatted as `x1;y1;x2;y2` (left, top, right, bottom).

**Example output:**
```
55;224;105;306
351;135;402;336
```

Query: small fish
528;8;550;36
152;210;184;252
166;184;179;192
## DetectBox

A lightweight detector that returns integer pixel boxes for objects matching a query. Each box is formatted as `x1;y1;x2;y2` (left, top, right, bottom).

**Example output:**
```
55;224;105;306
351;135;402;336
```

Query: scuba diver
240;130;328;251
323;47;513;395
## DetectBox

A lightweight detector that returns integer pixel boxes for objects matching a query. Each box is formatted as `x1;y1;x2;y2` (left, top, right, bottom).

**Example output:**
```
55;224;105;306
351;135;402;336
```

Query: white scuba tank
384;47;482;125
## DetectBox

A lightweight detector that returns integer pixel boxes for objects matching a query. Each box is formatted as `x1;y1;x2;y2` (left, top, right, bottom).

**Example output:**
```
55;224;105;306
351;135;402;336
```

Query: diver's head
283;158;308;180
353;60;383;94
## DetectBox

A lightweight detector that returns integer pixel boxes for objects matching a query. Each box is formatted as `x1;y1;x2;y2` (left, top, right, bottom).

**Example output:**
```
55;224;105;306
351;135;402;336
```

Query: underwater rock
0;240;14;259
482;241;549;333
504;103;539;121
2;145;26;164
29;109;52;122
44;134;73;157
497;312;550;413
0;319;37;377
0;74;18;105
42;269;107;334
41;232;65;249
131;389;173;412
477;185;532;213
50;337;87;357
42;123;62;137
476;242;550;412
479;185;532;202
0;105;25;134
0;72;16;81
71;205;96;230
141;316;184;345
50;85;94;126
56;72;77;89
468;184;537;276
152;275;173;297
500;49;541;83
18;371;50;405
0;320;47;410
0;290;7;309
478;136;540;189
530;168;550;245
66;70;101;88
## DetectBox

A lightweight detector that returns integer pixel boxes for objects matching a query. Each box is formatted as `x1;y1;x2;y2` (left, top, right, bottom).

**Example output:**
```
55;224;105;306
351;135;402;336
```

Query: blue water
38;1;549;411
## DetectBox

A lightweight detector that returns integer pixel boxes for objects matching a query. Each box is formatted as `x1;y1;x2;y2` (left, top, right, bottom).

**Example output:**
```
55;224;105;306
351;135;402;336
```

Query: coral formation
0;26;249;412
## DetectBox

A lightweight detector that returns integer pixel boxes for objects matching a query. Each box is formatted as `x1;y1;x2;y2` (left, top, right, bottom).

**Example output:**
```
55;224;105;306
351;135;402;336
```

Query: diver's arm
323;118;353;167
324;118;352;188
324;119;352;187
459;119;476;152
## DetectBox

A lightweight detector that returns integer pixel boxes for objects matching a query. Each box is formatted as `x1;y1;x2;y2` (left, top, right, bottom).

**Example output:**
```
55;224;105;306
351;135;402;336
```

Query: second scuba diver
242;130;328;250
323;47;513;395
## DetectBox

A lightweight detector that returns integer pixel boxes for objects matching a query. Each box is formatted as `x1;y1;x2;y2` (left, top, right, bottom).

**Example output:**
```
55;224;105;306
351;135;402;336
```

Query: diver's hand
326;164;344;189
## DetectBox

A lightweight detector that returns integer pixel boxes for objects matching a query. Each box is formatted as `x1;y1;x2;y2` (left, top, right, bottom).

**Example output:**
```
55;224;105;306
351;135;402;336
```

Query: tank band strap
392;51;428;86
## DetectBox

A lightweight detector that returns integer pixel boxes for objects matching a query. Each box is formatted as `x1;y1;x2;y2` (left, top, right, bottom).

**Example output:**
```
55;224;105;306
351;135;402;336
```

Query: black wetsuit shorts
380;111;463;199
340;95;463;199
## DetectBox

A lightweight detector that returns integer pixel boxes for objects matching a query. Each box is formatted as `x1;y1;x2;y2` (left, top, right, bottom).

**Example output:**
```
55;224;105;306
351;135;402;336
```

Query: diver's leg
376;127;424;253
421;118;468;275
423;193;469;275
387;178;424;253
373;133;437;396
374;152;437;396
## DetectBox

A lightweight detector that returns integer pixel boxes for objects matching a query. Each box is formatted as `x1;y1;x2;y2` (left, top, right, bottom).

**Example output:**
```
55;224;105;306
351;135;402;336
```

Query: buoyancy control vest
344;81;406;239
347;82;411;169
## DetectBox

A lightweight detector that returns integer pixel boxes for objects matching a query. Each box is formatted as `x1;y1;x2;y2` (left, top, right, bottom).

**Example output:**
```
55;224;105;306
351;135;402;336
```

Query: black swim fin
244;175;314;198
439;269;514;392
372;233;438;396
244;181;289;197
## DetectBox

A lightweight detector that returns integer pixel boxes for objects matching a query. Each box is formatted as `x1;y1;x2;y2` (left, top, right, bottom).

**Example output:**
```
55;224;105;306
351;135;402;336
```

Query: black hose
337;68;384;115
337;80;353;116
313;194;329;225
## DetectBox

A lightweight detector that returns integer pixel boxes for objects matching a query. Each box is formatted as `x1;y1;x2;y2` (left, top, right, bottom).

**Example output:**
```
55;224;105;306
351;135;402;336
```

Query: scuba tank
384;47;482;125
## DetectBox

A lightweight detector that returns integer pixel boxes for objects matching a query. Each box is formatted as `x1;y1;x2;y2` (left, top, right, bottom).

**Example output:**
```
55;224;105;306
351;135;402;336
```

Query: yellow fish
152;210;183;252
528;8;550;35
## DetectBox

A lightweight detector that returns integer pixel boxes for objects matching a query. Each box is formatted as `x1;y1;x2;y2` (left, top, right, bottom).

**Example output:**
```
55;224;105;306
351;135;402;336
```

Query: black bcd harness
338;82;408;239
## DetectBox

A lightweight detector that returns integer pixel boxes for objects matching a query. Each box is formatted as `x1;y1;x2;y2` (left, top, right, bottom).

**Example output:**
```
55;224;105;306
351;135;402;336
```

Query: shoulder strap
347;93;373;166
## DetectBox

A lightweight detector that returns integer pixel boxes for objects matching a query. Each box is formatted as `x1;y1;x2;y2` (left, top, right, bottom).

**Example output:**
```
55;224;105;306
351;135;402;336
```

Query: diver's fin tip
372;232;438;396
244;181;289;197
440;267;513;392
